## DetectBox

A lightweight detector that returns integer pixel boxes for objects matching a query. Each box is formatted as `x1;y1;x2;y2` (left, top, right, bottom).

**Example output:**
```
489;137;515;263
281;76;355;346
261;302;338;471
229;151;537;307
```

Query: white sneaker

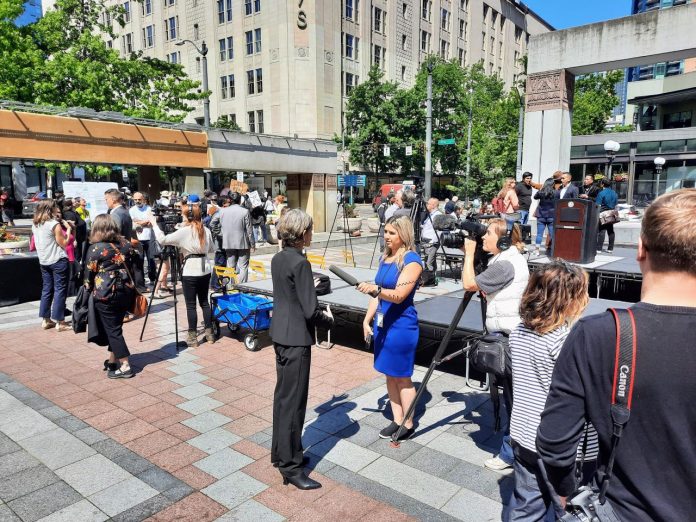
484;456;512;471
42;319;56;330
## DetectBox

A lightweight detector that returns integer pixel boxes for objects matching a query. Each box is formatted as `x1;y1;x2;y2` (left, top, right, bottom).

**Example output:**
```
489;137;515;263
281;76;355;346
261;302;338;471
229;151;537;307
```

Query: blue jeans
535;220;554;247
253;224;267;242
39;257;69;322
508;456;565;522
519;210;529;225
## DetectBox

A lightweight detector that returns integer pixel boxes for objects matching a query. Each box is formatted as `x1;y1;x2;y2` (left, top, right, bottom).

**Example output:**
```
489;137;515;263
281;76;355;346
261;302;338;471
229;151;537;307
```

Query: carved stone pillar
525;70;575;113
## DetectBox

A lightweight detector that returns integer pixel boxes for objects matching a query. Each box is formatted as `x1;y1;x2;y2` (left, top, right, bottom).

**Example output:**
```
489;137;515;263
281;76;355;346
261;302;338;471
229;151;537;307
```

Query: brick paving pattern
0;279;512;521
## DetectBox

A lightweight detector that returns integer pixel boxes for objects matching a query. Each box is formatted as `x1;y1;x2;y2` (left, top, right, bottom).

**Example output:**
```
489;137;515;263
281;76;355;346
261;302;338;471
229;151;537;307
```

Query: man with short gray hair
219;191;255;283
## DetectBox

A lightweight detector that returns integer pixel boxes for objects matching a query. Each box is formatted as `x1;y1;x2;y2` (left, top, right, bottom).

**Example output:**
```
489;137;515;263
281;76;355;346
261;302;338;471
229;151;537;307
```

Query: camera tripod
391;289;486;444
322;192;357;267
139;245;184;350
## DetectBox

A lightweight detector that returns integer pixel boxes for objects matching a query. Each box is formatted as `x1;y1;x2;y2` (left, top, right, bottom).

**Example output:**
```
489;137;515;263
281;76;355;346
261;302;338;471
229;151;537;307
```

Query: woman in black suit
269;209;333;490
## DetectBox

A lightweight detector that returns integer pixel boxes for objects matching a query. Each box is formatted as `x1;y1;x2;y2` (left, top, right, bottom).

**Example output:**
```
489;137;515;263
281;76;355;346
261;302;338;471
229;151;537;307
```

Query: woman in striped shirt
508;261;593;521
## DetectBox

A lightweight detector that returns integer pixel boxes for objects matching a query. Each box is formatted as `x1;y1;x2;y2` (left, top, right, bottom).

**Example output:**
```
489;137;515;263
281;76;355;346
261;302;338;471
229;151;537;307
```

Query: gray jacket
219;204;255;250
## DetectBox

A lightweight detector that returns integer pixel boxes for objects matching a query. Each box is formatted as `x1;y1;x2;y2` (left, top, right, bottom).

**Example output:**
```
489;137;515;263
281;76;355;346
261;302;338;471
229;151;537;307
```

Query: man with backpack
537;189;696;521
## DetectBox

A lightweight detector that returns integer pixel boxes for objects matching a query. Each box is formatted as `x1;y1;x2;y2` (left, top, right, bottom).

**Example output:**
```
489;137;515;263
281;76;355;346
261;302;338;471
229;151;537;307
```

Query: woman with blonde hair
150;203;215;347
508;260;594;521
358;215;424;441
498;177;520;229
32;199;72;331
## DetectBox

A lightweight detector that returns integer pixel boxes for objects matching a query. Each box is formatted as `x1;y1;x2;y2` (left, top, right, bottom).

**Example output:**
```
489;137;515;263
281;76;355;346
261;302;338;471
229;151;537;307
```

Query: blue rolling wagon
210;292;273;351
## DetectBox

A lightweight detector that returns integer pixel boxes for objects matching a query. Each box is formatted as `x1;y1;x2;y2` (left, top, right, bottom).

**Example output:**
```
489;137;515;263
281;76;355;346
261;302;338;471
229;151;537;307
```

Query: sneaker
378;422;400;439
42;319;56;330
394;426;415;441
55;321;71;332
108;367;134;379
484;456;512;471
607;249;614;254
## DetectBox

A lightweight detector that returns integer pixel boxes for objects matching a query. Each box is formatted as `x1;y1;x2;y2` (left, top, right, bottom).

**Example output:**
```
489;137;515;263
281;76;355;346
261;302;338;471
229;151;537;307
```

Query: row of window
214;111;264;134
114;0;261;26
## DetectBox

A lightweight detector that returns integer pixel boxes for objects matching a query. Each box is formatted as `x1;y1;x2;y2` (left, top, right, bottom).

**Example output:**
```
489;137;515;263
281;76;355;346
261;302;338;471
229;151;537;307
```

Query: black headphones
496;224;514;251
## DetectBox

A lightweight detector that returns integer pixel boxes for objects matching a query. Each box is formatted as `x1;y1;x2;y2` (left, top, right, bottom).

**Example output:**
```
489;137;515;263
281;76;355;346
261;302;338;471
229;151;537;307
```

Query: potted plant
0;226;30;254
336;204;363;233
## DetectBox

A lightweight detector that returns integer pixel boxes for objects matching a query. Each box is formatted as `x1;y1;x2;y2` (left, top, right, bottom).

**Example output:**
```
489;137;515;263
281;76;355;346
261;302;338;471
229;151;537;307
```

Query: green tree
211;115;241;131
572;71;624;135
343;66;400;177
0;0;205;122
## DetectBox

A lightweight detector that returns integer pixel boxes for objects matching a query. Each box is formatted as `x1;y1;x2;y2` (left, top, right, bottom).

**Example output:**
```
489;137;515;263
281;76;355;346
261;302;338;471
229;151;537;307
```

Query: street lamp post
603;140;620;179
425;62;433;199
654;156;666;199
176;39;210;128
465;86;473;204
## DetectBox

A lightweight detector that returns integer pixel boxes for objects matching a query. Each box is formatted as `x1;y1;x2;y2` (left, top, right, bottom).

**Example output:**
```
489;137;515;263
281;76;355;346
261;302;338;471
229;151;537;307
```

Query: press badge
376;312;384;328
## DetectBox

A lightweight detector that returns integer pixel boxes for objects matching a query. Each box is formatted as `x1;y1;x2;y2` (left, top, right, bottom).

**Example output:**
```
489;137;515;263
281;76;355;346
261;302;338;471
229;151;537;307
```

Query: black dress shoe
273;456;310;468
282;472;322;490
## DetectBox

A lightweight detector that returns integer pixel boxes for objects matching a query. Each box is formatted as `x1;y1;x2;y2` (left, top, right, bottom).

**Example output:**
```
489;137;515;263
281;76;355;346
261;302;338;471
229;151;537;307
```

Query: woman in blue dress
358;215;423;441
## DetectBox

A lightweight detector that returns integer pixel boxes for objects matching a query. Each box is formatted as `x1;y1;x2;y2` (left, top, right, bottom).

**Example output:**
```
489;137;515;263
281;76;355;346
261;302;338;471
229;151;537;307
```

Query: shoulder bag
599;209;619;225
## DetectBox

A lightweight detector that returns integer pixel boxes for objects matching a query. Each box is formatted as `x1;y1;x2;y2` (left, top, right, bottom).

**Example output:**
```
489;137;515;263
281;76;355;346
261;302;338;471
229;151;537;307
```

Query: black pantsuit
271;344;311;476
269;247;334;478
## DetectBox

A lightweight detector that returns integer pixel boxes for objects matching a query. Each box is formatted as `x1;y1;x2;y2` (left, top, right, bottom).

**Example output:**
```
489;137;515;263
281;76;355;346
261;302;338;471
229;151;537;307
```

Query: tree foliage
344;59;522;200
572;71;624;136
0;0;205;122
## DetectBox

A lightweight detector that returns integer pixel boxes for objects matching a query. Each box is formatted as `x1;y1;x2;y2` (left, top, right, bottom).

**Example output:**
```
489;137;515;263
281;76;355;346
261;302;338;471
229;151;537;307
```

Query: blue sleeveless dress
373;251;422;378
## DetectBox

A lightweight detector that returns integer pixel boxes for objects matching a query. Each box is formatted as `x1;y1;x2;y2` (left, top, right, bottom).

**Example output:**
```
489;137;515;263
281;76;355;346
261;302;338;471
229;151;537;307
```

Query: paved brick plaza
0;291;512;521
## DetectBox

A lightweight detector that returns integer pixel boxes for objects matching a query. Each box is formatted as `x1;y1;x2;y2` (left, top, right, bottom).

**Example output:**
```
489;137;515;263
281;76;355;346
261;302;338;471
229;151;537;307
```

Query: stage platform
234;267;631;341
436;245;642;301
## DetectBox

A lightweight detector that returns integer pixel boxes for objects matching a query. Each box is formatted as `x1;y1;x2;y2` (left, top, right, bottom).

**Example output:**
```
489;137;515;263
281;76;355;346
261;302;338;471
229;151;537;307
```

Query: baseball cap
187;194;201;203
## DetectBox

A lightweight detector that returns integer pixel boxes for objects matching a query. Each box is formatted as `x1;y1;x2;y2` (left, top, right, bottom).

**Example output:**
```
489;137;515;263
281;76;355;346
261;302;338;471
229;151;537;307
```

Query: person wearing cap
158;191;171;207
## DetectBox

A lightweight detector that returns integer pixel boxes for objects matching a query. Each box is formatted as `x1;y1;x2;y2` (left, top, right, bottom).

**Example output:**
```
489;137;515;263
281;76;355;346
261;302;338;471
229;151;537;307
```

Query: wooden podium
551;198;598;264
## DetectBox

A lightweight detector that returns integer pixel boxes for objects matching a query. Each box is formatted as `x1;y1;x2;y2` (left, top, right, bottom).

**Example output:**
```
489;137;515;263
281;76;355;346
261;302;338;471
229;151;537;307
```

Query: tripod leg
391;291;476;444
370;222;383;269
139;254;166;342
322;202;342;260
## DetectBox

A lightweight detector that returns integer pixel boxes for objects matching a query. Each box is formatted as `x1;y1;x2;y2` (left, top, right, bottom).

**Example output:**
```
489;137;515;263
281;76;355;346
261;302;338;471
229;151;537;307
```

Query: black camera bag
469;333;511;380
312;272;331;296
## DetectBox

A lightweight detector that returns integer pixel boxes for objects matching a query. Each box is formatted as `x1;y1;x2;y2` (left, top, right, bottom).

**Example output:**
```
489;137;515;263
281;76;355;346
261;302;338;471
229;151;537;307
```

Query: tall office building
16;0;42;26
41;0;551;139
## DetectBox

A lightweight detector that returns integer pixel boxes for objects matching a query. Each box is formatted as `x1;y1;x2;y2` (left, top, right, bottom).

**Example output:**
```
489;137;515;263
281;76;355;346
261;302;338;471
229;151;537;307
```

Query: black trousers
140;240;158;283
271;343;311;476
94;290;132;359
181;274;212;331
597;222;615;251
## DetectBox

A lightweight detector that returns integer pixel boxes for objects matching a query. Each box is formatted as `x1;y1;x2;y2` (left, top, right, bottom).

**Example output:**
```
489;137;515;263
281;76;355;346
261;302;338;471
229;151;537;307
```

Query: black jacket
269;247;333;346
579;183;600;201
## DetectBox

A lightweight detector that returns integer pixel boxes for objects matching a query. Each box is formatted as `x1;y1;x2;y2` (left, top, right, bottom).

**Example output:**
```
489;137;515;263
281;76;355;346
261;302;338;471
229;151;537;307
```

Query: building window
372;44;384;68
491;11;497;29
458;48;464;66
254;0;260;12
217;0;224;23
196;57;201;72
229;74;235;98
514;26;522;43
500;15;505;31
193;25;199;40
123;1;130;22
401;65;406;80
499;41;503;59
401;34;407;50
254;28;262;53
459;19;465;39
483;5;489;22
345;34;355;58
439;39;449;58
257;110;264;133
345;0;359;20
421;30;430;52
107;40;113;48
166;0;175;6
143;0;151;15
245;0;252;15
663;111;692;129
373;7;384;33
143;25;154;48
421;0;432;20
248;111;255;132
219;38;227;61
402;2;407;18
167;51;180;63
345;72;356;95
441;8;449;31
256;68;263;93
460;0;467;10
247;70;255;94
226;0;232;21
165;16;178;40
122;32;133;53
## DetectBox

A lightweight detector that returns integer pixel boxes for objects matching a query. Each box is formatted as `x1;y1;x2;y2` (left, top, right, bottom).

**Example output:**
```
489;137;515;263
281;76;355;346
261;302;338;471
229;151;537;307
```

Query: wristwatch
375;286;382;296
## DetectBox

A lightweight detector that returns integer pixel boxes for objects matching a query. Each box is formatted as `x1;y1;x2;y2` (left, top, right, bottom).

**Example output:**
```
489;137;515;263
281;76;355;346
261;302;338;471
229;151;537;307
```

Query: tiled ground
0;276;512;521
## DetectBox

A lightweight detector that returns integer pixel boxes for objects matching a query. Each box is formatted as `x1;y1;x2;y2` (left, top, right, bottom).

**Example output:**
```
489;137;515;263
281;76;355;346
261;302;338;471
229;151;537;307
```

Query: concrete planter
366;218;381;233
336;217;363;233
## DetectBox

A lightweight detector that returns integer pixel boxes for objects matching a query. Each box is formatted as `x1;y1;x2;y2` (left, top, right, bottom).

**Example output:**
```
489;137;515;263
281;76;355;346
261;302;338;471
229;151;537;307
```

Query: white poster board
62;181;118;218
247;190;262;208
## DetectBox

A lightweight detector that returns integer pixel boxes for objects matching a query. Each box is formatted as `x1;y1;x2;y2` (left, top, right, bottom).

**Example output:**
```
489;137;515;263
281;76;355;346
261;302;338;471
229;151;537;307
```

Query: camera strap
598;308;637;504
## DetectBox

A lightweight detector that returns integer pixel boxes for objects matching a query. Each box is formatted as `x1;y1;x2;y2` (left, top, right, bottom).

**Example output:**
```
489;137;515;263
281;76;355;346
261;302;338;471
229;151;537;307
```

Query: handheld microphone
328;265;380;297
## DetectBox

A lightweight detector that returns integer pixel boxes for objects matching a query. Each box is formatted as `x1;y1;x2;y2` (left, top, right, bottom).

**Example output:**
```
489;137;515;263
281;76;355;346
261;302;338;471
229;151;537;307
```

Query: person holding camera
508;261;594;521
269;209;334;490
150;204;216;348
537;189;696;522
358;215;424;441
461;218;529;471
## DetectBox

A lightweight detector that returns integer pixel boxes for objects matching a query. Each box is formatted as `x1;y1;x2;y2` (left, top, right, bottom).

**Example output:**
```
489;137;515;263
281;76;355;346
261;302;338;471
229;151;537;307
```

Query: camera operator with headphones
461;218;529;471
149;202;215;348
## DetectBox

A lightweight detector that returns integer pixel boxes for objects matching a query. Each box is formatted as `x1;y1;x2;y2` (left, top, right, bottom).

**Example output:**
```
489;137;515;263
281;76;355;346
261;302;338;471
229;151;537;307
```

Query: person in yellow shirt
74;197;91;228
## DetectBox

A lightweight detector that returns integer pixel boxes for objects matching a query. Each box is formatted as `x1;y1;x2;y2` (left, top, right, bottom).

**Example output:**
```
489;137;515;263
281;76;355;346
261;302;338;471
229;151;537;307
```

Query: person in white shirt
129;193;157;285
149;204;216;348
420;197;442;273
384;190;401;221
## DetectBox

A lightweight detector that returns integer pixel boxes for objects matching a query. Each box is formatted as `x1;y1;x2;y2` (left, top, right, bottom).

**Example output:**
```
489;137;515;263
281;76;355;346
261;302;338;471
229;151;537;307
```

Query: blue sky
523;0;632;29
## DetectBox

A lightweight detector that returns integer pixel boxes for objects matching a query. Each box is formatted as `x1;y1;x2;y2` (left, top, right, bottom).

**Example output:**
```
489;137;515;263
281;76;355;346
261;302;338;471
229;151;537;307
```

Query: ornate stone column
521;69;575;184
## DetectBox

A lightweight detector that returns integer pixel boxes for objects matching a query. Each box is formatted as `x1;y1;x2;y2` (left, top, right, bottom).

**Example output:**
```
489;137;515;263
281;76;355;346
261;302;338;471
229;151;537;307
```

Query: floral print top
84;240;137;301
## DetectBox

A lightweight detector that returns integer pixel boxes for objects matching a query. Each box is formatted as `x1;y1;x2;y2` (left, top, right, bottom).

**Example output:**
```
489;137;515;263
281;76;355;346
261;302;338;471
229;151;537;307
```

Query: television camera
151;203;182;234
